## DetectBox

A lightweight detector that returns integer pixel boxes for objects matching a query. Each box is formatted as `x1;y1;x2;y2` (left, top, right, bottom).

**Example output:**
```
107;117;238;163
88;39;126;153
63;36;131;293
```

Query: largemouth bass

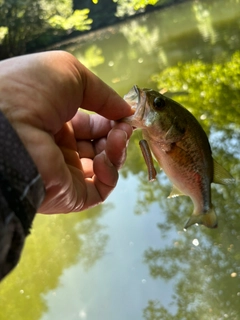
122;85;235;229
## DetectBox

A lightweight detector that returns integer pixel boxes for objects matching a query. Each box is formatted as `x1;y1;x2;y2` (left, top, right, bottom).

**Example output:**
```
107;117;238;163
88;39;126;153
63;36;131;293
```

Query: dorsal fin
213;159;235;185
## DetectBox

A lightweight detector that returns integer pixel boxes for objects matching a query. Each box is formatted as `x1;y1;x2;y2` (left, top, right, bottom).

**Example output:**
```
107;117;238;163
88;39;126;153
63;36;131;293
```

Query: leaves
0;0;92;59
152;52;240;133
48;9;92;31
115;0;164;17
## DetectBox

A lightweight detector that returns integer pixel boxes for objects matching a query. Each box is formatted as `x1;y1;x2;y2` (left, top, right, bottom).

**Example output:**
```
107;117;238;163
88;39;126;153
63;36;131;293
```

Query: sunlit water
0;1;240;319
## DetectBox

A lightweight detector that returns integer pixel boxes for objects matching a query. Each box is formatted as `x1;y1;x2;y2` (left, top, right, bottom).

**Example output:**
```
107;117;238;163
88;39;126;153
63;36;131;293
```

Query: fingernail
122;130;128;145
119;129;129;150
111;128;128;146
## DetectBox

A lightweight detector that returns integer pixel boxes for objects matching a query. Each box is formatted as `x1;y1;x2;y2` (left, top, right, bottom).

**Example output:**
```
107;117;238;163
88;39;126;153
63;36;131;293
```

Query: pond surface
0;0;240;319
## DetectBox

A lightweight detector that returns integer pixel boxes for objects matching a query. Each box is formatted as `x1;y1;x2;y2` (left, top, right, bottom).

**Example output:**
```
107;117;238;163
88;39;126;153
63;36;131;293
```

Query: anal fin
213;159;235;185
168;185;185;198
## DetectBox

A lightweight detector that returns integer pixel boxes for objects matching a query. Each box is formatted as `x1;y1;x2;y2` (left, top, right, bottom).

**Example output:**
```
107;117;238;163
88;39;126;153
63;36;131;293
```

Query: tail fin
184;207;218;230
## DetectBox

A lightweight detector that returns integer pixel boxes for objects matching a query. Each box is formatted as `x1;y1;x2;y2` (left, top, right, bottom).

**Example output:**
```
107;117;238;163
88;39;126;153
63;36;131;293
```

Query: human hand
0;51;132;213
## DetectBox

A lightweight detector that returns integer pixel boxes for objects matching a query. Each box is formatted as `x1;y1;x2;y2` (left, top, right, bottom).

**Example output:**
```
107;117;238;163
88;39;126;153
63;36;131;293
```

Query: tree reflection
0;204;110;320
152;51;240;133
72;44;105;70
143;208;240;319
193;1;217;44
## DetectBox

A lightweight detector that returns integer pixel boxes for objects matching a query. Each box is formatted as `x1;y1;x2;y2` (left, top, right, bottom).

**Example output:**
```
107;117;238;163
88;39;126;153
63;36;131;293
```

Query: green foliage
41;0;92;30
92;0;162;16
116;0;162;16
0;0;45;58
131;0;161;10
152;51;240;134
48;9;91;30
0;0;92;59
0;26;7;44
73;44;105;69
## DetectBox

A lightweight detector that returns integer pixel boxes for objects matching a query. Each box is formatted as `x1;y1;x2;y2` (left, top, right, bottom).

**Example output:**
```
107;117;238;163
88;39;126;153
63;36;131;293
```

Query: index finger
71;110;114;140
77;63;133;120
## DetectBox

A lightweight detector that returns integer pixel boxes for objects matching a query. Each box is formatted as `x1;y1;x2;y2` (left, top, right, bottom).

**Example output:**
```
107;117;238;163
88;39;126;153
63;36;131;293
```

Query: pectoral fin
213;159;235;185
168;185;185;198
184;207;218;230
139;139;157;182
164;117;186;143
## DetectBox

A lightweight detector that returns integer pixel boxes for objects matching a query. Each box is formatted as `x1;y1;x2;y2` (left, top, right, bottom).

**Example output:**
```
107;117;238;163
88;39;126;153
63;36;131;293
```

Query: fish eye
153;97;165;109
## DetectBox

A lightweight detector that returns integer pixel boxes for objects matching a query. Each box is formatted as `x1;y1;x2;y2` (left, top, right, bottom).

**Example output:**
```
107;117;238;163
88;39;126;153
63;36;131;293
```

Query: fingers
73;111;132;162
76;121;132;167
79;123;132;210
71;110;114;140
105;123;132;169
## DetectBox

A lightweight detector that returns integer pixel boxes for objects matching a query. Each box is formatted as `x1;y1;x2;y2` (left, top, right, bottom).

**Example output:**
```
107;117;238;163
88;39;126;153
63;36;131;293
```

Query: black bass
122;85;235;229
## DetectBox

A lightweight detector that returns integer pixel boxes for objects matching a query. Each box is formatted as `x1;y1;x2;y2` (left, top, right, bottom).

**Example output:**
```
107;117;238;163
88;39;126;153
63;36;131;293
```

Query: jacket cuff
0;111;45;280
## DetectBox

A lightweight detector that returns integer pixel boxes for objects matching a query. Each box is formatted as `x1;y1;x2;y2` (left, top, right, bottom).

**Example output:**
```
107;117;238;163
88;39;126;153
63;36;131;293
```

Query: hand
0;51;133;213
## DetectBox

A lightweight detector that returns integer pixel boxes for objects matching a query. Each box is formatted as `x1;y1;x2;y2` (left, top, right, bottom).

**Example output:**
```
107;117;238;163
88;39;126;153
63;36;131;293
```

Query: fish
121;85;235;229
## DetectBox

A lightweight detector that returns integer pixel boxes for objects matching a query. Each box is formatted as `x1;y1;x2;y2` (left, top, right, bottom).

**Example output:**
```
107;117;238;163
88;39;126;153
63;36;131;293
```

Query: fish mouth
123;85;140;110
122;85;146;126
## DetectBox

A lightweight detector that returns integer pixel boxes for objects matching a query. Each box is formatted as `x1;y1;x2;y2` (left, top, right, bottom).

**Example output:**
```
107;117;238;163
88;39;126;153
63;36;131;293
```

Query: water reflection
0;204;109;320
1;0;240;319
193;1;217;44
143;213;240;319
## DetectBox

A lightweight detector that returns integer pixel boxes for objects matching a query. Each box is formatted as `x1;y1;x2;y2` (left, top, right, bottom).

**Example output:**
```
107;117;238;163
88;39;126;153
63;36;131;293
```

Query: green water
0;1;240;319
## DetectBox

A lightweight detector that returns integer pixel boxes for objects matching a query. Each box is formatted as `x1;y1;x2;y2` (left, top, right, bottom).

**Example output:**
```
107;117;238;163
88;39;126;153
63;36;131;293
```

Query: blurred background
0;1;240;319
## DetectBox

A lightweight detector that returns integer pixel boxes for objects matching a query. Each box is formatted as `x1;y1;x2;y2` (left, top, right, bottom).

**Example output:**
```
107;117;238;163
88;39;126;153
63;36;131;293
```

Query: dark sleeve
0;111;45;281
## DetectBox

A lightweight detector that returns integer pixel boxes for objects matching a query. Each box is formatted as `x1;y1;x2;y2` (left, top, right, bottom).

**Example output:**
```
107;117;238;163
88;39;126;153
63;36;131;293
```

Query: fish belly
147;139;212;214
